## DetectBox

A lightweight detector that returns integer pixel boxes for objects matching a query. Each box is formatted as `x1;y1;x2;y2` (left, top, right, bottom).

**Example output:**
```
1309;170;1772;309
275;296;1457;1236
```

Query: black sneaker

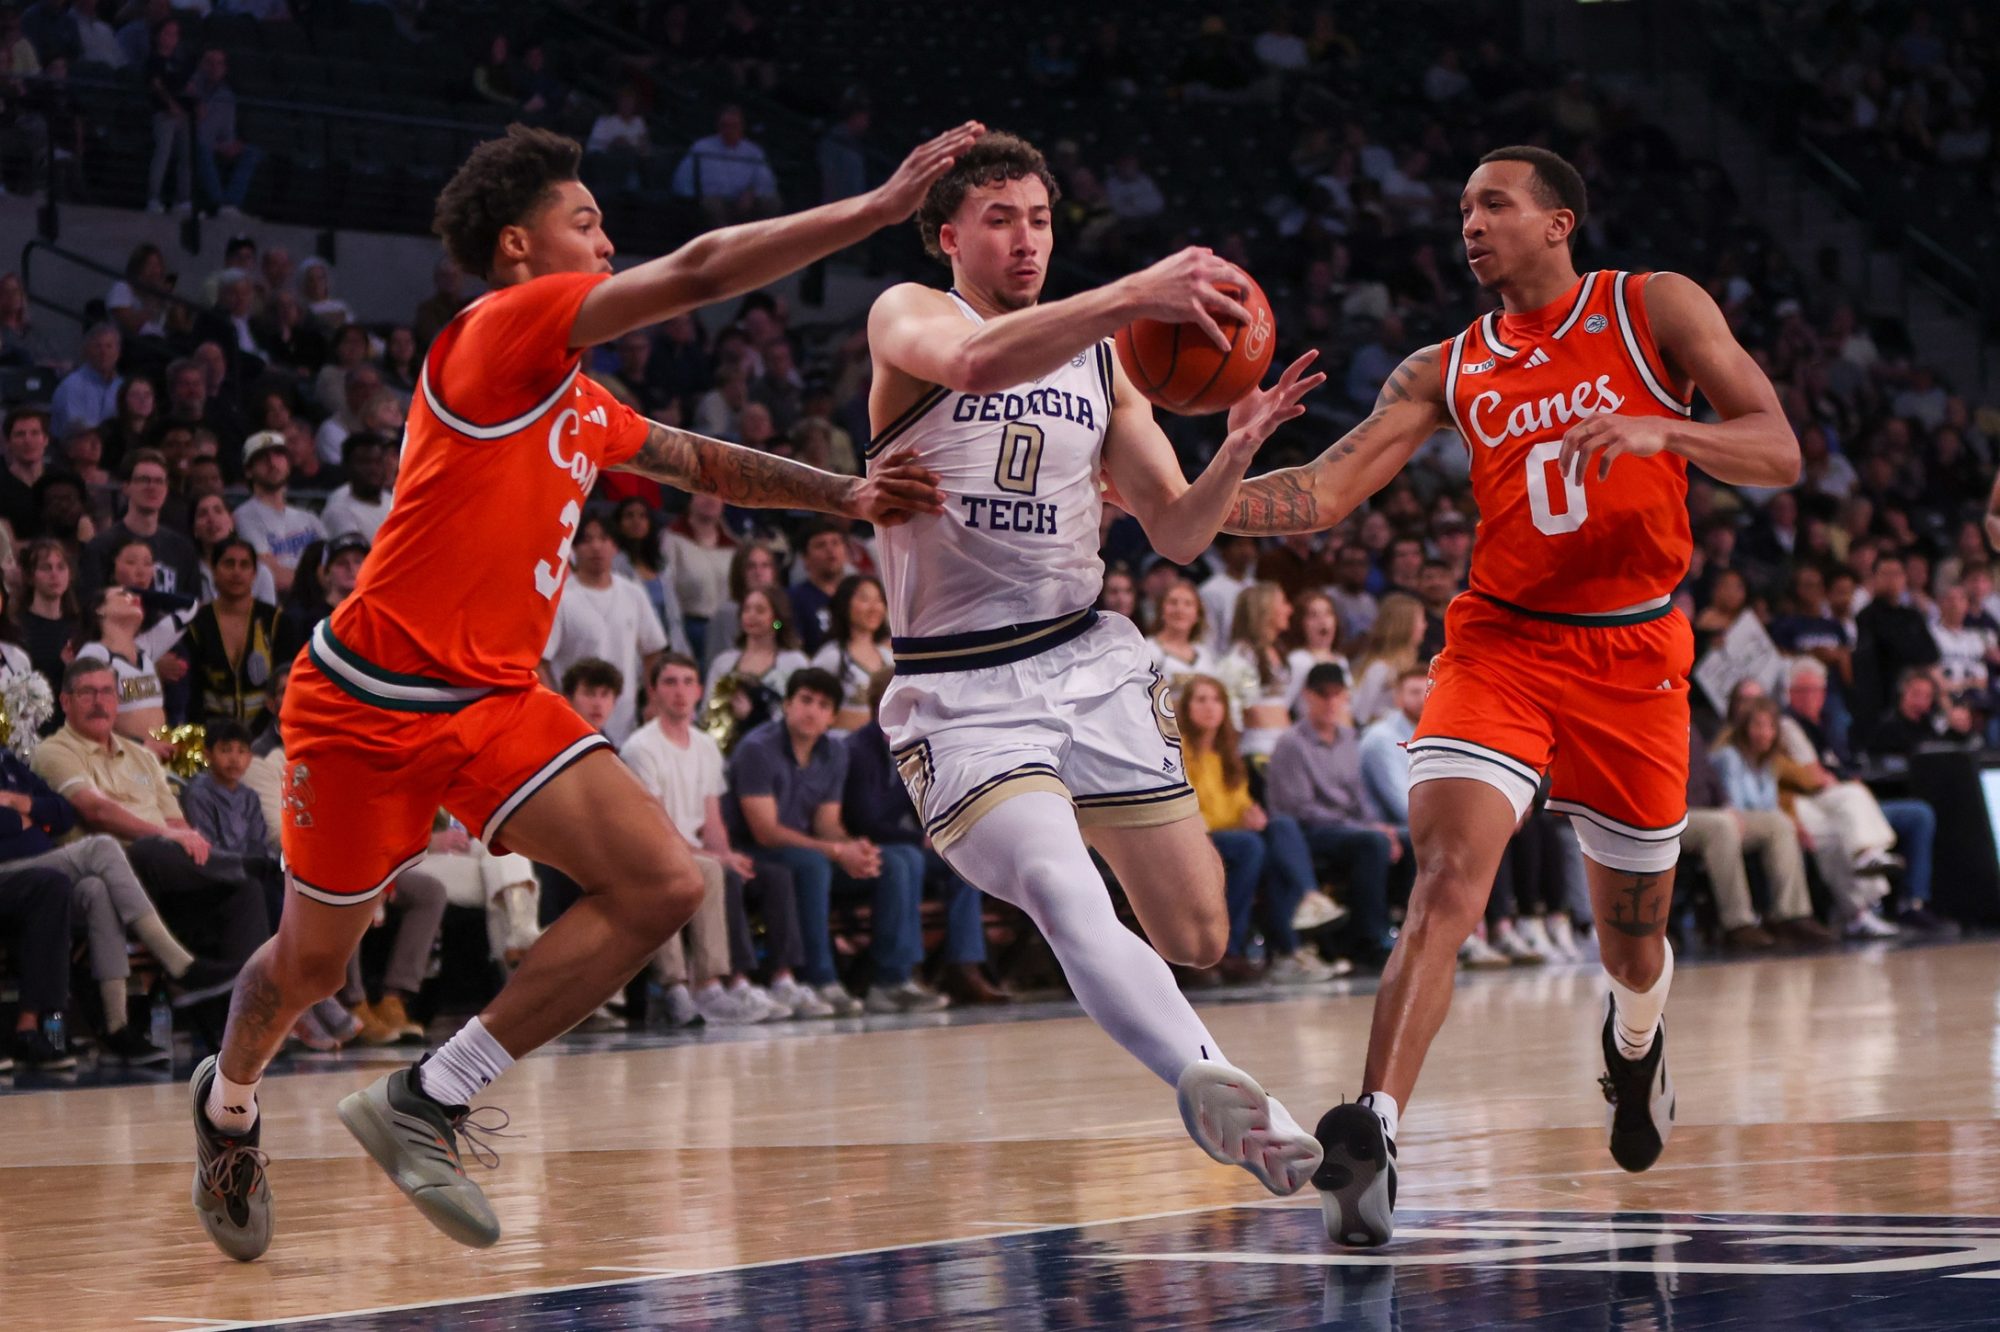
169;958;241;1007
189;1054;273;1261
103;1024;172;1067
1313;1102;1398;1247
1895;907;1961;938
10;1028;77;1071
1600;1000;1674;1173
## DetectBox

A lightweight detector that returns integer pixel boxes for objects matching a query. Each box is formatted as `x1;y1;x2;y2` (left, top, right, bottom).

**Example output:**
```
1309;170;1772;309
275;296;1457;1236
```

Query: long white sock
418;1016;515;1107
129;913;195;977
1606;942;1674;1060
100;979;131;1033
205;1068;260;1134
942;791;1222;1085
1359;1090;1400;1144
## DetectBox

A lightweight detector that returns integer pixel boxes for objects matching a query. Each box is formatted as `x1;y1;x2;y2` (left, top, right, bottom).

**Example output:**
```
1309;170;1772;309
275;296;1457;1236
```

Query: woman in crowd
380;325;421;401
62;427;114;506
106;243;170;341
298;256;353;332
610;496;680;636
664;493;737;662
1285;590;1347;716
1712;696;1900;940
190;491;276;603
17;538;77;705
1348;592;1424;727
1097;562;1141;625
98;376;160;474
810;573;892;734
1145;577;1221;692
707;584;810;729
74;569;198;752
1177;674;1346;985
1224;582;1295;759
704;539;781;673
314;321;374;419
180;536;281;735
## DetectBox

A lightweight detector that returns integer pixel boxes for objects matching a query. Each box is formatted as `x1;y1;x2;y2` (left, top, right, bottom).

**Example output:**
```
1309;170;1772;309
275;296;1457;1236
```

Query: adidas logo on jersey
1524;346;1551;368
584;406;608;428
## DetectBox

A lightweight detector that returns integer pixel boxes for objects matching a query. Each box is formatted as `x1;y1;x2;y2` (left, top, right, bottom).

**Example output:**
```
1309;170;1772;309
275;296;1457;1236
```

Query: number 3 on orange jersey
534;499;581;599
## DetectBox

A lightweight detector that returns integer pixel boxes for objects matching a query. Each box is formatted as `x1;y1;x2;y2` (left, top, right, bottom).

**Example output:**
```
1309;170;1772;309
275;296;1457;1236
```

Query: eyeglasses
67;685;117;700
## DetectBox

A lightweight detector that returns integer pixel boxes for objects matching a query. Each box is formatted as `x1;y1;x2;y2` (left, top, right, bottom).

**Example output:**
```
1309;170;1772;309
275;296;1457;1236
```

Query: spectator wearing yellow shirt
1177;674;1346;985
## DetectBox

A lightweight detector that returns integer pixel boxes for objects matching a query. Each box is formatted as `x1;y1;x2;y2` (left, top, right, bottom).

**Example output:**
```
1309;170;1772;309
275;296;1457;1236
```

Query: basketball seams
1114;275;1275;415
1172;281;1248;413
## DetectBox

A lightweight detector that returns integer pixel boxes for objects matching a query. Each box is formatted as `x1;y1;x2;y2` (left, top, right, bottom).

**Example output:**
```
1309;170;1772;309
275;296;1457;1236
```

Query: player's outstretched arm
1557;272;1800;488
1224;346;1445;536
1099;351;1324;563
570;122;983;349
617;419;946;528
869;248;1251;396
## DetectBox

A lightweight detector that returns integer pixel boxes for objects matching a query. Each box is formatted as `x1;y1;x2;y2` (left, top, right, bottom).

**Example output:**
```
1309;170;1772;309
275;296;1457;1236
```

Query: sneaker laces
200;1139;270;1207
447;1106;517;1171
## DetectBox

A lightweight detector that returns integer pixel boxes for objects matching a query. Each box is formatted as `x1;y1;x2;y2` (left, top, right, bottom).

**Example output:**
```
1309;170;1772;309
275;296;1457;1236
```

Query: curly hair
915;130;1061;263
433;124;584;279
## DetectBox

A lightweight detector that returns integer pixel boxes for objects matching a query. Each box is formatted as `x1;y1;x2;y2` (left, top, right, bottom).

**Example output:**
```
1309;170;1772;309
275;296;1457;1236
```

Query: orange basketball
1114;270;1277;415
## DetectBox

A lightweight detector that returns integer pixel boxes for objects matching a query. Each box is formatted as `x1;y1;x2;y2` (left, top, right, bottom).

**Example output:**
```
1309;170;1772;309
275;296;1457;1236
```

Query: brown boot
371;993;427;1043
349;1001;401;1047
1768;916;1837;948
942;963;1010;1006
1721;924;1776;952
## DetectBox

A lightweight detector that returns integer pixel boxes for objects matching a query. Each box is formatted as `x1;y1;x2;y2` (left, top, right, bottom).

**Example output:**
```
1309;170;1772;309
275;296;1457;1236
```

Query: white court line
1397;1147;1965;1192
147;1196;2000;1331
584;1266;703;1276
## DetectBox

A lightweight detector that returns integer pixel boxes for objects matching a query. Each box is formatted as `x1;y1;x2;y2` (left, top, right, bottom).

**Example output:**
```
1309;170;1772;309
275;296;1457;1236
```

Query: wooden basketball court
6;940;1999;1329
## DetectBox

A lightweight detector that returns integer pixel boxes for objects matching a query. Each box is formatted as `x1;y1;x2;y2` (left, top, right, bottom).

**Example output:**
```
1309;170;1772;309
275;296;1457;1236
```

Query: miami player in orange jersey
188;121;982;1261
1225;146;1801;1246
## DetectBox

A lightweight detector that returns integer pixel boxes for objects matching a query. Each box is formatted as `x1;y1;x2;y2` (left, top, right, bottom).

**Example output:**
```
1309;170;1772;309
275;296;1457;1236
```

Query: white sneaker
663;982;700;1027
1176;1059;1323;1196
1268;952;1339;984
1842;909;1901;940
1493;920;1547;965
864;980;951;1013
1515;916;1559;960
816;982;864;1016
694;983;767;1026
1459;933;1511;970
1547;913;1583;962
768;975;834;1018
1292;889;1349;932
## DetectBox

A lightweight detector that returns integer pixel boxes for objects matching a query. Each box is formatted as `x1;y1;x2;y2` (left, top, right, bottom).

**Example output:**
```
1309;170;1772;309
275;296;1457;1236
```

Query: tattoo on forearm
1604;873;1668;938
218;954;289;1080
625;422;852;514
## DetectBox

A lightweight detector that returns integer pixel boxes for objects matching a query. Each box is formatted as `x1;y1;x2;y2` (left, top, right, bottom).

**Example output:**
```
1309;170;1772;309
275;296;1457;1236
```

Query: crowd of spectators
0;3;1997;1080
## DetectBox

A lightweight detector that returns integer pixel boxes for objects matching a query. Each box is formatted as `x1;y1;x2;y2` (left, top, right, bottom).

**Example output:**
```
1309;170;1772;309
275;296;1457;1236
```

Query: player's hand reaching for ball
1559;412;1674;484
868;121;986;222
1219;350;1325;466
1119;248;1254;352
843;460;946;528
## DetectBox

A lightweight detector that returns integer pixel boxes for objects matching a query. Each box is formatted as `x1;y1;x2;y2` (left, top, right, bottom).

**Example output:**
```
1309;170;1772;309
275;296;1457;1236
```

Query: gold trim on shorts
1072;784;1201;831
927;766;1074;852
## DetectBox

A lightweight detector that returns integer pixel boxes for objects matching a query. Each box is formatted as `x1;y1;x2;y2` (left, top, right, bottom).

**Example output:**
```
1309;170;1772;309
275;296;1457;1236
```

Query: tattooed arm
1225;345;1449;536
616;419;945;526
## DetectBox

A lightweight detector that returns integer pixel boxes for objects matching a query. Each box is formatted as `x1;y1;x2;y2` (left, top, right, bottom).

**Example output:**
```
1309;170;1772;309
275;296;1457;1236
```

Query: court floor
6;939;1999;1329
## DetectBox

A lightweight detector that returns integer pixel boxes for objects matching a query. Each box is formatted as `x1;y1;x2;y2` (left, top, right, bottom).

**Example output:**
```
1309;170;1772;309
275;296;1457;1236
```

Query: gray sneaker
189;1055;273;1262
865;980;951;1014
335;1062;505;1248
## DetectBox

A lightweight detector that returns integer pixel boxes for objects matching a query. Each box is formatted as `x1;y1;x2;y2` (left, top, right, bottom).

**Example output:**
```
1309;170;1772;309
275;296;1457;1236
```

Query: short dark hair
341;430;390;464
210;535;258;569
561;657;624;698
1478;145;1588;252
433;124;585;280
124;447;168;481
1304;662;1349;694
61;657;113;694
4;405;48;438
802;516;849;546
204;718;251;750
649;651;700;688
784;666;843;706
574;512;613;546
916;130;1061;263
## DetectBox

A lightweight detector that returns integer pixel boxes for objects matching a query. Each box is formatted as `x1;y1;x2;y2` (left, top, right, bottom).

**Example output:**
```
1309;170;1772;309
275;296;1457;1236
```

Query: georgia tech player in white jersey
866;131;1327;1195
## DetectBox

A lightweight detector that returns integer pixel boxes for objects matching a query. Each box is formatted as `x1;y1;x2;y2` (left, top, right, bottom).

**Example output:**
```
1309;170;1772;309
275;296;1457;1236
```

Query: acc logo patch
1583;313;1609;334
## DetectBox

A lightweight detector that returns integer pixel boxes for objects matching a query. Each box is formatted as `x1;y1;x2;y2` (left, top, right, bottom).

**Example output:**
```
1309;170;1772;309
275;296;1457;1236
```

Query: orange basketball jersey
315;271;650;702
1439;269;1693;618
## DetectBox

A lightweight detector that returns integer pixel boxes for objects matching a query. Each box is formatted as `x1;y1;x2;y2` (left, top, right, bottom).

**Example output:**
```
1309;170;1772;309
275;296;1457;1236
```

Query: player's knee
618;859;704;947
278;944;350;1002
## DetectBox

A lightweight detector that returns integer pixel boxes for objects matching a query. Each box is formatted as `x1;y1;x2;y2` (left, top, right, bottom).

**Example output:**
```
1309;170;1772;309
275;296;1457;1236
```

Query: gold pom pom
150;723;209;780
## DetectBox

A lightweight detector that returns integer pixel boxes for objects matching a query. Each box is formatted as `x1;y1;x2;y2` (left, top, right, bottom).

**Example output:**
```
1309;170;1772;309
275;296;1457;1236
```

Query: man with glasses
80;448;202;600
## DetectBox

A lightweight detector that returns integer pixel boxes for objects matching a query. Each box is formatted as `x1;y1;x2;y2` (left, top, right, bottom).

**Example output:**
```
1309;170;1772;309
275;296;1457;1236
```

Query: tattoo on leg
1604;874;1667;938
219;955;288;1082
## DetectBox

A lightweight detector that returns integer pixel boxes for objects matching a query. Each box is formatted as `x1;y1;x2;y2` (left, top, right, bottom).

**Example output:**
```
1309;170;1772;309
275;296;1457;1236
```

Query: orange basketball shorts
278;651;609;906
1407;593;1693;873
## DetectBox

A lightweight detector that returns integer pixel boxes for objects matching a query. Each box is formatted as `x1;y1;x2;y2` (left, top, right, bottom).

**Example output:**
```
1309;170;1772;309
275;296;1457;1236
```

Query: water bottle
42;1010;64;1055
643;979;668;1028
150;988;173;1060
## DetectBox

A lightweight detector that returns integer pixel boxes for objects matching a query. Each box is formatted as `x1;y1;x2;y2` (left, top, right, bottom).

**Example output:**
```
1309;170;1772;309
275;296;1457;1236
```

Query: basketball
1115;270;1277;415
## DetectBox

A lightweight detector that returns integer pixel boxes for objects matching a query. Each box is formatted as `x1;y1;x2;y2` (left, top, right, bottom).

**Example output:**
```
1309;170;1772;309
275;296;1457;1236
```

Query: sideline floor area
4;940;1996;1329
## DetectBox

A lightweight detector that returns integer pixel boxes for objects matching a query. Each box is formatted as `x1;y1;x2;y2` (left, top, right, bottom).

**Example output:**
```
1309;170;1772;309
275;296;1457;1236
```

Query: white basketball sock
419;1016;515;1108
1606;942;1674;1061
1359;1090;1400;1144
205;1068;260;1135
943;791;1222;1085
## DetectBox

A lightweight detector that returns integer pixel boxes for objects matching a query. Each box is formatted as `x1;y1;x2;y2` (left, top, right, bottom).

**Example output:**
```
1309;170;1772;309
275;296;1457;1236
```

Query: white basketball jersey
870;291;1112;640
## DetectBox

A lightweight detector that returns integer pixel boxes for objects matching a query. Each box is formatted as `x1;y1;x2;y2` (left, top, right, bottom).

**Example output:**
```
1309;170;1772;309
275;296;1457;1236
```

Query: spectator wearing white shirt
52;323;123;442
231;430;325;597
76;578;197;755
1146;578;1223;695
314;362;384;466
1200;535;1257;654
1931;585;1999;697
664;494;736;660
586;86;651;156
318;432;395;544
540;514;669;745
671;104;780;224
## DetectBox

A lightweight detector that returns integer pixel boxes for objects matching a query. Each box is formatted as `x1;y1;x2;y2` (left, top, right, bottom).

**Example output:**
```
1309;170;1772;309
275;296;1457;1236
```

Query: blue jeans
1297;820;1393;950
1880;798;1935;904
752;846;838;985
195;141;261;210
854;843;928;985
1214;815;1319;957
